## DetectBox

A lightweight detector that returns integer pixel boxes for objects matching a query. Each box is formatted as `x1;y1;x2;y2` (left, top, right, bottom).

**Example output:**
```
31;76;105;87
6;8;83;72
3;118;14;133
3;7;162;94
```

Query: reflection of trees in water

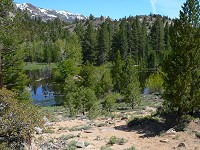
27;68;64;106
26;67;52;80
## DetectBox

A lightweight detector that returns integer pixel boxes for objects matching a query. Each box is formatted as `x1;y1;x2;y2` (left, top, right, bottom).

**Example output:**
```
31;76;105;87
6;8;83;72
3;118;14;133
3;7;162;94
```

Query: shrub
102;93;121;112
59;134;76;141
108;136;117;145
117;138;127;145
0;88;44;149
124;146;136;150
107;136;127;145
100;145;113;150
195;132;200;139
69;125;91;131
145;72;164;93
65;140;77;150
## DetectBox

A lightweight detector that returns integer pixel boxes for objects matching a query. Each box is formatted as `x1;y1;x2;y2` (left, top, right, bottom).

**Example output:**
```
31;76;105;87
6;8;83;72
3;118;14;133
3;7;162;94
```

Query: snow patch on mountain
15;3;86;23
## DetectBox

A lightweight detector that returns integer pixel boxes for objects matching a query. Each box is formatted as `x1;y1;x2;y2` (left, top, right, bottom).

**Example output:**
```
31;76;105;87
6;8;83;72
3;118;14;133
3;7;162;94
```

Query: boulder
76;141;85;148
35;127;43;134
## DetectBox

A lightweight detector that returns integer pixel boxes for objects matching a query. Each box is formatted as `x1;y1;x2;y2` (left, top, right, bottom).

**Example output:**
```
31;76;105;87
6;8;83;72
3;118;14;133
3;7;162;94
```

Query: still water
26;68;64;106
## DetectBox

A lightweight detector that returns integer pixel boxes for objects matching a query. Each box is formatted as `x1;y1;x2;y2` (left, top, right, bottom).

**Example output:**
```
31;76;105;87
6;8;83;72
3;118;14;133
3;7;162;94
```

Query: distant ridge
15;3;87;23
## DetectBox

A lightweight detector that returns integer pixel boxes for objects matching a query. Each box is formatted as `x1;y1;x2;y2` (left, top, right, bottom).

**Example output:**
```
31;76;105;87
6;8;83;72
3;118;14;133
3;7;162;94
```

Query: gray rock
166;128;176;135
84;130;93;133
121;116;128;120
160;139;169;143
35;127;43;134
85;144;95;149
76;141;85;148
177;143;186;148
194;118;200;124
44;116;52;126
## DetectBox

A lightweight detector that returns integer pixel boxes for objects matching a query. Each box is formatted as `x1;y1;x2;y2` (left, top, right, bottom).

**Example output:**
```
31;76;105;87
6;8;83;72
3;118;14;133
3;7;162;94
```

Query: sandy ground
33;108;200;150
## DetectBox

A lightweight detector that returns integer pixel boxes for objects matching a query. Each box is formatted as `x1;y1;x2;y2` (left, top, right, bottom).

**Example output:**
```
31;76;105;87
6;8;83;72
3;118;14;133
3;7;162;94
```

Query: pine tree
163;0;200;116
82;21;97;64
118;19;128;59
97;22;110;65
164;22;171;51
0;1;28;91
122;54;141;109
111;50;124;92
80;61;97;89
150;16;165;68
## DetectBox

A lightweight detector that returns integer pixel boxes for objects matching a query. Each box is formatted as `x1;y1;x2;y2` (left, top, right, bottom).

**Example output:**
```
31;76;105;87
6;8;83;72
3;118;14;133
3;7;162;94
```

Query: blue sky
14;0;186;19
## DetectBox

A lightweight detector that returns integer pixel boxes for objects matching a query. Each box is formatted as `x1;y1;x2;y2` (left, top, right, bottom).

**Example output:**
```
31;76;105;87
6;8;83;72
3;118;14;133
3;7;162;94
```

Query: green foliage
58;58;80;79
69;125;91;131
102;93;121;112
107;136;117;145
100;145;113;150
111;50;124;92
80;62;97;89
88;101;101;119
82;21;97;64
65;140;77;150
107;136;127;145
122;55;141;109
64;76;79;117
163;0;200;116
145;72;164;93
23;63;57;71
64;75;99;117
195;132;200;139
97;22;110;65
0;88;44;148
59;134;76;141
95;64;113;98
77;87;98;115
127;115;159;127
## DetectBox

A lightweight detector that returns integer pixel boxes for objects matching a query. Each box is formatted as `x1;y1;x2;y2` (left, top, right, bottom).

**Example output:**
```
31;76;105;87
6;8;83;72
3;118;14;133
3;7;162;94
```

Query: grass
39;106;68;122
24;62;57;70
100;145;113;150
68;125;92;131
64;140;77;150
124;146;136;150
43;128;55;134
137;100;161;110
107;136;127;145
59;134;76;141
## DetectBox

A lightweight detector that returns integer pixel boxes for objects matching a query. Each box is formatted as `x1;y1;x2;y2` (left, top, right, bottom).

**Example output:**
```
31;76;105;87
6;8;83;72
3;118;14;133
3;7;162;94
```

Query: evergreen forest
0;0;199;149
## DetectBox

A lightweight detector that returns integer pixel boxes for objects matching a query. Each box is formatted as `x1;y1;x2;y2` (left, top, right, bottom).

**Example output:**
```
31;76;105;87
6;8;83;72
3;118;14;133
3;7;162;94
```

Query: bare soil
32;106;200;150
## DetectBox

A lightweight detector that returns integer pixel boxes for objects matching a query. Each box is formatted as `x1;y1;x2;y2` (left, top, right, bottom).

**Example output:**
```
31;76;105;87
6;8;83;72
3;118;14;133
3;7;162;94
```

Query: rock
44;116;52;126
101;127;115;132
84;130;93;133
85;144;95;149
121;116;128;120
43;116;49;122
160;139;169;143
49;143;60;149
166;128;176;135
177;143;186;148
108;121;114;124
76;141;85;148
194;118;200;124
35;127;43;134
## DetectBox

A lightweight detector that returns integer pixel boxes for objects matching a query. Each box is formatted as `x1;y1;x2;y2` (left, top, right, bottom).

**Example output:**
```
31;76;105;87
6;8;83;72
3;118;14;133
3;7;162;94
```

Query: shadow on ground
115;114;179;138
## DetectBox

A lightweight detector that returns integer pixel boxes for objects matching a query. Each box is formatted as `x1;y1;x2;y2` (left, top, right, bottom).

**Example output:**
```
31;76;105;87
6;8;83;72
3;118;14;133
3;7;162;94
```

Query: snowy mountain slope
15;3;86;23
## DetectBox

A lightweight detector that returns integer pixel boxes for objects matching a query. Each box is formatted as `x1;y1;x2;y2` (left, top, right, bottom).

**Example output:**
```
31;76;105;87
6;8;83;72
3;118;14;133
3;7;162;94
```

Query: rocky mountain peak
15;3;87;23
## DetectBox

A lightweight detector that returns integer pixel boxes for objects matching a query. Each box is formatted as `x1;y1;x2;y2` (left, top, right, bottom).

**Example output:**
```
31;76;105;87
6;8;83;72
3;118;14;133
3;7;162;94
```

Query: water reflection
26;68;64;106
